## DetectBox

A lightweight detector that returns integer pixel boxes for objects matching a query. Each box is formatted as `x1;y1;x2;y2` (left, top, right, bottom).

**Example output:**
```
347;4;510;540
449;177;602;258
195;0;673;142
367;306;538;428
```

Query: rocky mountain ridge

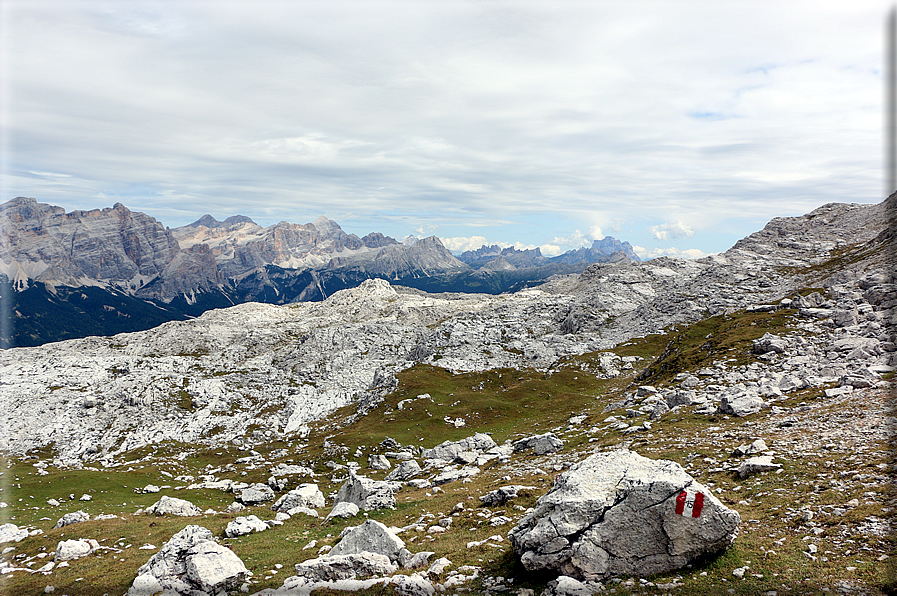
1;198;641;347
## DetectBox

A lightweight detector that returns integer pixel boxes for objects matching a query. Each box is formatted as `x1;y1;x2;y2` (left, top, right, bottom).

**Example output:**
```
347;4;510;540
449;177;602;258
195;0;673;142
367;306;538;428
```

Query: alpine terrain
0;196;894;595
0;197;636;348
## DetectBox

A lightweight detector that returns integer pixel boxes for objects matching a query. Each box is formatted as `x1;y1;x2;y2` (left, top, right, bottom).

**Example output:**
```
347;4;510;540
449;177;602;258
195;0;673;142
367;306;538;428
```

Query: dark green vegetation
0;281;186;348
1;305;893;595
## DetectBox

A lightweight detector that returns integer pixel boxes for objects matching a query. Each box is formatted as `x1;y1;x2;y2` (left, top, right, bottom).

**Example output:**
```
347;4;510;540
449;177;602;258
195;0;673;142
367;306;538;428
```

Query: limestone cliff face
0;197;219;296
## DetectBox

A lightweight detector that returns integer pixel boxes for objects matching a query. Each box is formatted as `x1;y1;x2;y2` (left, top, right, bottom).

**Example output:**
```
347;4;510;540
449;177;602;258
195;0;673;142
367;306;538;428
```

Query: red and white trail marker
675;489;705;518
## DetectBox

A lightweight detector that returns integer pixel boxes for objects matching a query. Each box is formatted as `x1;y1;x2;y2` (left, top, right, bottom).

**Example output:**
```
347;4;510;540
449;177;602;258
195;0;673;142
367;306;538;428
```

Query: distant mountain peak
187;214;256;228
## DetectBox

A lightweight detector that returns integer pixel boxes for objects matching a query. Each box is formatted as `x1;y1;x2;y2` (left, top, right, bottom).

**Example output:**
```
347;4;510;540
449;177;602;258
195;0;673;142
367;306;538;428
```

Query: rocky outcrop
0;197;220;299
329;520;405;561
53;510;90;529
292;552;398;583
509;449;740;581
54;538;99;561
334;472;401;511
271;484;325;512
225;515;268;538
128;525;248;595
145;496;203;517
512;432;564;455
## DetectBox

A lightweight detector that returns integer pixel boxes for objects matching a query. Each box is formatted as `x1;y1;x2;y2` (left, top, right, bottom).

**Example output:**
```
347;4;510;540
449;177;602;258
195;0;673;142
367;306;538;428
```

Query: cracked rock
509;449;740;581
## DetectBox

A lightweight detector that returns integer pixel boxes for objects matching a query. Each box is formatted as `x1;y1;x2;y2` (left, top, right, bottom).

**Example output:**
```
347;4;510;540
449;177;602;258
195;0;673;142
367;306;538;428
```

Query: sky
0;1;887;259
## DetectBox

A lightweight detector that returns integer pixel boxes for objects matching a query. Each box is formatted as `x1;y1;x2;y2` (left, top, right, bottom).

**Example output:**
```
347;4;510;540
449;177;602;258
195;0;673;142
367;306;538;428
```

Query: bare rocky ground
0;197;894;595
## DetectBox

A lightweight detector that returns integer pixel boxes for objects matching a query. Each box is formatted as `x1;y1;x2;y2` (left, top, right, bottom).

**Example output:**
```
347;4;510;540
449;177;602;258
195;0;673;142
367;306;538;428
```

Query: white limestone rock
385;460;422;482
0;524;29;543
225;515;268;538
513;432;564;455
334;472;401;511
293;552;398;582
271;483;325;512
185;540;249;593
239;483;275;505
325;501;360;522
368;454;391;470
737;456;783;478
146;496;203;517
509;449;740;581
391;572;436;596
53;510;90;529
330;520;405;561
54;538;99;561
129;525;247;595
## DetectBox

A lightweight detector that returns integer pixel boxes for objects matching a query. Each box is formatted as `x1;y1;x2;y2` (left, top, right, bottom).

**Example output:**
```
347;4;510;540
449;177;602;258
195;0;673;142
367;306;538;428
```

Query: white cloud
539;244;563;257
649;221;694;241
440;236;491;253
0;1;882;255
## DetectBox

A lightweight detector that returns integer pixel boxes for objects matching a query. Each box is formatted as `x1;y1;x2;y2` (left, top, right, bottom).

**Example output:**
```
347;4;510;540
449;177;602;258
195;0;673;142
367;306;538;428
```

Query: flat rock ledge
508;449;740;581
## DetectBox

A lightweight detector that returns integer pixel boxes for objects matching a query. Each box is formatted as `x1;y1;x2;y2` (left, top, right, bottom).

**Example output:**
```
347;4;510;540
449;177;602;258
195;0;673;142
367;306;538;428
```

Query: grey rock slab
421;433;497;460
737;456;783;478
508;449;740;581
185;540;249;593
54;538;99;561
330;520;405;561
391;573;436;596
325;501;360;522
513;432;564;455
368;454;391;470
272;483;325;512
385;460;422;482
225;515;268;538
433;465;480;486
0;523;29;543
146;496;203;517
479;485;535;507
334;472;401;511
293;552;398;582
239;483;275;505
716;393;766;417
53;510;90;529
753;333;787;354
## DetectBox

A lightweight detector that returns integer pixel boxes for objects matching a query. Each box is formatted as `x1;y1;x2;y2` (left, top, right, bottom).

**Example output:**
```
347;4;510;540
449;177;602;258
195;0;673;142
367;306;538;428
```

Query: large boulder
513;432;564;455
54;538;99;561
329;520;405;561
716;392;766;417
146;496;203;517
421;433;497;460
53;510;90;528
238;483;275;505
385;460;422;482
508;449;740;581
334;472;401;511
128;525;248;595
185;540;249;593
225;515;268;538
0;523;29;543
292;552;398;582
271;483;325;512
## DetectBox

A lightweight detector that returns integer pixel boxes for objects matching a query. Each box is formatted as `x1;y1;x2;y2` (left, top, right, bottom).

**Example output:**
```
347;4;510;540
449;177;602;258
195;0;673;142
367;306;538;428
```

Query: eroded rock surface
509;449;740;580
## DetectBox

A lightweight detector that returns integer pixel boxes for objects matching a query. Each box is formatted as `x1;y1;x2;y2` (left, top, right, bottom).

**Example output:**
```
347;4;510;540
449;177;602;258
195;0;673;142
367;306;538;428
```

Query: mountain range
0;197;638;347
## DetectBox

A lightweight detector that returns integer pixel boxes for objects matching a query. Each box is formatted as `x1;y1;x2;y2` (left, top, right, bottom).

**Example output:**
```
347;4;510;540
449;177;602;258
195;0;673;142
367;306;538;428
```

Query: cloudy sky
0;1;886;259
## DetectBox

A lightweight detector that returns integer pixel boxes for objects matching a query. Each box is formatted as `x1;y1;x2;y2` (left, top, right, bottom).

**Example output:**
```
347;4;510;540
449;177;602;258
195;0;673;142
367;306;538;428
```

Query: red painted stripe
692;492;705;518
675;490;686;515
